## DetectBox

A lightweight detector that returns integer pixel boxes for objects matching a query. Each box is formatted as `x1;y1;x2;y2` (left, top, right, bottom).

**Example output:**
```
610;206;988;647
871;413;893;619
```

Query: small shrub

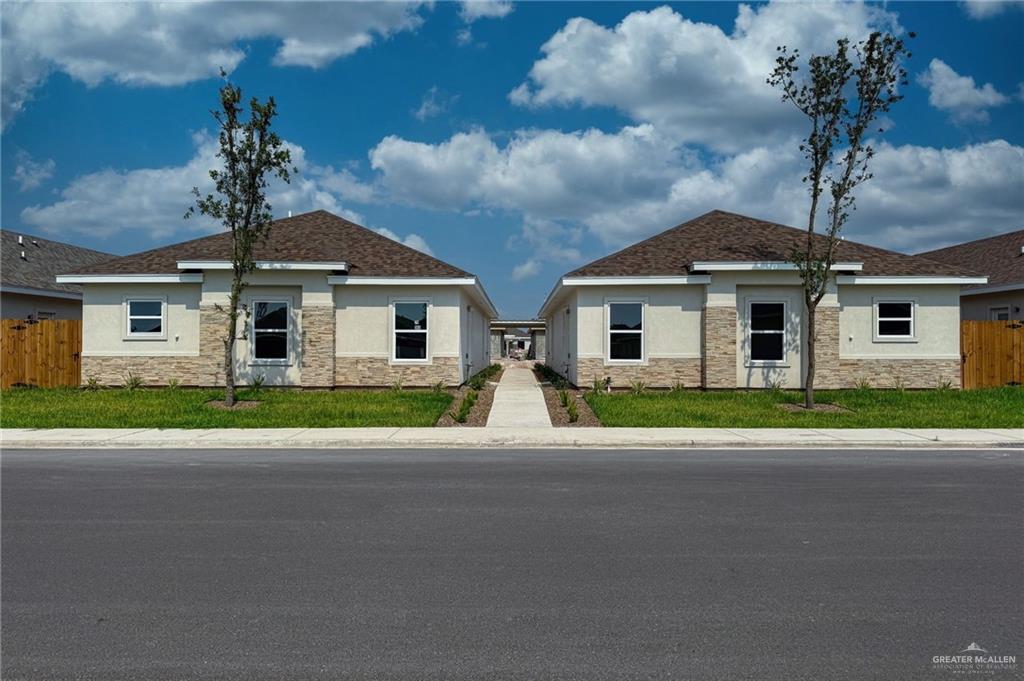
629;380;646;395
83;377;101;391
167;378;181;390
566;398;579;423
855;377;872;390
936;379;954;391
251;374;265;393
391;378;403;392
671;381;685;393
890;372;906;392
765;378;784;392
450;389;478;423
558;389;570;407
432;381;447;394
123;372;143;390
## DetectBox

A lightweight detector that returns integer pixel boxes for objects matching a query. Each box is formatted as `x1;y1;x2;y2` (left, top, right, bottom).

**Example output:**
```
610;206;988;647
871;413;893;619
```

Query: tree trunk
805;302;816;410
223;293;238;407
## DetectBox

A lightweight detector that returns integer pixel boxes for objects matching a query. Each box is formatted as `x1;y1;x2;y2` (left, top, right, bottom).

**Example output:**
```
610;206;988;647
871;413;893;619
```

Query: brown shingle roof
918;228;1024;290
566;210;975;278
64;211;472;278
1;229;113;295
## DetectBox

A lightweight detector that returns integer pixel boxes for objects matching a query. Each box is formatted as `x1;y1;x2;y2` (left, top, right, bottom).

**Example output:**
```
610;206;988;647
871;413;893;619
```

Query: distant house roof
918;228;1024;291
63;210;472;278
565;210;975;278
1;229;113;297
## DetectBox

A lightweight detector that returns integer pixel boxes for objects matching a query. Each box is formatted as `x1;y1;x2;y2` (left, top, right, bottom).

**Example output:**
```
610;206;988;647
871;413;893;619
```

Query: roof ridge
1;228;113;257
918;227;1024;256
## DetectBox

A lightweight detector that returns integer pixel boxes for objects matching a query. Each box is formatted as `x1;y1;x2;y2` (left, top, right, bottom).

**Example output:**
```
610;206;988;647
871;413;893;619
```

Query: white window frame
250;298;292;366
605;299;645;365
989;306;1010;321
873;298;916;342
746;300;788;366
124;297;166;340
390;297;431;364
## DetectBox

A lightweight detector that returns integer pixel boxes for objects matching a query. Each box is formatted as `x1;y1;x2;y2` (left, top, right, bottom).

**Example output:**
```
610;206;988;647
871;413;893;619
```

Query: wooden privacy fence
961;320;1023;389
0;319;82;389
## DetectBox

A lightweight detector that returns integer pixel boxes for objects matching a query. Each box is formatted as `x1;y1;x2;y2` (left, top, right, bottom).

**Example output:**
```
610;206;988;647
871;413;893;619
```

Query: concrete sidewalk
3;427;1023;449
486;366;552;428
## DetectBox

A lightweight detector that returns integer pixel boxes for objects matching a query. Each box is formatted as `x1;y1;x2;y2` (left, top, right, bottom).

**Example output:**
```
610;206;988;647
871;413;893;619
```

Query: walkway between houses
485;365;552;428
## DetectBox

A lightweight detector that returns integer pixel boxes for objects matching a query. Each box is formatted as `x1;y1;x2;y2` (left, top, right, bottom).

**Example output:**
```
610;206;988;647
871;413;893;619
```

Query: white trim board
329;275;499;319
836;276;988;285
56;274;204;284
690;261;863;272
960;282;1024;297
178;260;349;271
0;285;83;300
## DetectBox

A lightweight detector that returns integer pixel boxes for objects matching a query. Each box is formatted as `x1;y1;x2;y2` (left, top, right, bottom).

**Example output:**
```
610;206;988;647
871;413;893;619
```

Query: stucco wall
544;289;578;383
959;290;1024;321
458;290;491;380
1;292;83;320
838;285;961;360
81;283;202;357
735;285;807;389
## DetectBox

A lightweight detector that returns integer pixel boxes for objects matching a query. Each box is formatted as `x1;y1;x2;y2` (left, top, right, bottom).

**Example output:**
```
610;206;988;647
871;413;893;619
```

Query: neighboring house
56;211;497;387
490;319;545;361
919;229;1023;321
539;210;986;390
1;229;112;320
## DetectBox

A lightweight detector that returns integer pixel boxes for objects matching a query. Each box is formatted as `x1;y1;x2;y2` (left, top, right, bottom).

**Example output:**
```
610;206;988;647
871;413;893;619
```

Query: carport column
702;278;737;389
300;284;335;388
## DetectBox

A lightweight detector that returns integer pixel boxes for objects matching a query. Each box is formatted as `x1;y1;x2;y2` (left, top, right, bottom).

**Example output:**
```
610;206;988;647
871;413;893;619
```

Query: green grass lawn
585;387;1024;428
0;387;453;428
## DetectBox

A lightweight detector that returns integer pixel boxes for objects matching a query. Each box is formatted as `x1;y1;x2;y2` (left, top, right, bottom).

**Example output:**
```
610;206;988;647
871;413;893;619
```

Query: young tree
768;31;912;409
187;72;294;406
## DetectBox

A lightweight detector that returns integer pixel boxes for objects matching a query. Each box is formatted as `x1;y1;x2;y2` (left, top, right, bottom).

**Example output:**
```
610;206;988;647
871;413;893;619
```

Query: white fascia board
55;274;205;284
327;276;477;286
835;275;989;285
177;260;348;271
959;282;1024;297
690;261;863;271
469;279;500;319
0;285;83;300
562;275;712;286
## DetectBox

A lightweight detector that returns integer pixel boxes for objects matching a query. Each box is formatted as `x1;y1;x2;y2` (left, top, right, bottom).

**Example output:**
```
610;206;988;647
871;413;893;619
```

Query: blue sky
2;1;1022;318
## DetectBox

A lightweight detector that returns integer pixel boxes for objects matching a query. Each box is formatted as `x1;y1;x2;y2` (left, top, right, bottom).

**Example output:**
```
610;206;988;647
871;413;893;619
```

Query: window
608;302;643;361
749;302;785;363
394;301;428;361
876;301;914;338
126;299;164;337
252;300;289;361
990;307;1010;321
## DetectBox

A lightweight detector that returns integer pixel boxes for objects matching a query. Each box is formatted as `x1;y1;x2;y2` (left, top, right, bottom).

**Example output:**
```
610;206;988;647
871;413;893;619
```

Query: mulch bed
539;384;602;427
205;399;261;410
435;370;504;427
776;402;851;414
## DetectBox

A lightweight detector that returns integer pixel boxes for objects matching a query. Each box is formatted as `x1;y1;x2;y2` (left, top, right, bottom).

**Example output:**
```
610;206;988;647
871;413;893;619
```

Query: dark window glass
129;317;161;334
609;303;642;331
129;300;161;317
878;302;912;319
750;333;784;361
395;303;427;330
609;332;642;360
751;303;784;331
878;320;912;336
254;302;288;330
395;331;427;359
254;331;287;359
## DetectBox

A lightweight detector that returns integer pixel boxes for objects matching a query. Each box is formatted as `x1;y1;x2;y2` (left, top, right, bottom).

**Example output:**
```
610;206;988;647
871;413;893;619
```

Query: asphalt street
2;447;1022;680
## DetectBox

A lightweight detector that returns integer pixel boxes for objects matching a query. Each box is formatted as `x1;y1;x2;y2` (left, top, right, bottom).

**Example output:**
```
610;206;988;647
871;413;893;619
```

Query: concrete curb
3;428;1024;450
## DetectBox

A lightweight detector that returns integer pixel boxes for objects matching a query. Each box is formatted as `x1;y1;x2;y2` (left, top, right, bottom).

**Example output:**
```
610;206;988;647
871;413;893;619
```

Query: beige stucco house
539;211;986;390
57;211;497;387
919;229;1023;321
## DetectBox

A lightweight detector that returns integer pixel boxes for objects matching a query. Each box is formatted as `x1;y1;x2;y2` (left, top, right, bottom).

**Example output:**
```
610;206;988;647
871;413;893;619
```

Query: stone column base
703;306;737;389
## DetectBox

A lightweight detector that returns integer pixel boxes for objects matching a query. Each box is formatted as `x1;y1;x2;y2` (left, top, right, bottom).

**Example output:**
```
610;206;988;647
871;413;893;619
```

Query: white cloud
11;151;55;192
511;259;541;281
413;86;458;121
374;227;434;256
368;125;1024;272
918;59;1009;123
20;132;364;240
509;3;899;153
459;1;514;23
0;1;426;128
961;1;1021;19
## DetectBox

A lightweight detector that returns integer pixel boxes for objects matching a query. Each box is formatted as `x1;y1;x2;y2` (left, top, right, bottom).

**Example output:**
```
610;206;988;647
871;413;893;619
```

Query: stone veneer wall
334;356;461;387
575;357;702;389
82;305;228;387
702;306;737;389
834;358;961;389
810;306;842;389
300;305;335;388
